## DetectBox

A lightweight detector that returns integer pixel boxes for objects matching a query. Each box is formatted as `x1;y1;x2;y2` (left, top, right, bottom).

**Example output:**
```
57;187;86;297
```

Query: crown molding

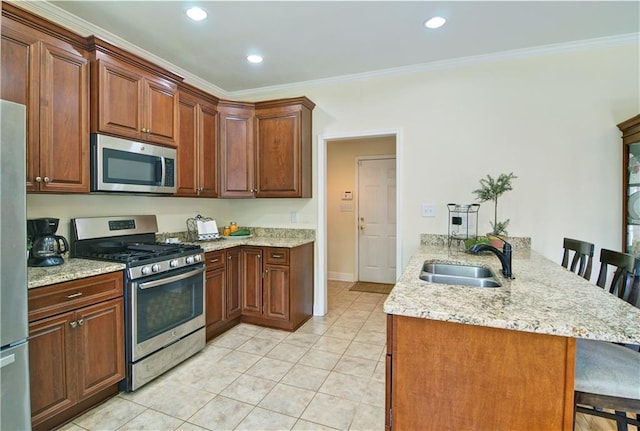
12;1;639;99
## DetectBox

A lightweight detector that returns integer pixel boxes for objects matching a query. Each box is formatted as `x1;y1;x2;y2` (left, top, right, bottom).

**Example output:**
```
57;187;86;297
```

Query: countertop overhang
384;245;640;344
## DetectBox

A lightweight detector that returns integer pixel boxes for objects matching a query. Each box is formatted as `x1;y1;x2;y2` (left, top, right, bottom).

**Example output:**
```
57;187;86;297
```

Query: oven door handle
138;267;205;290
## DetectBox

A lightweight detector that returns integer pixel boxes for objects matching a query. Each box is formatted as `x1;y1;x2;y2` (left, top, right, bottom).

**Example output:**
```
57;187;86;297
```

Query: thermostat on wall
342;191;353;200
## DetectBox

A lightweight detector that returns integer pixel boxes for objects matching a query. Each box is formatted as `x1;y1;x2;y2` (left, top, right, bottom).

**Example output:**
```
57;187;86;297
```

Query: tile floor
60;280;386;431
59;279;623;431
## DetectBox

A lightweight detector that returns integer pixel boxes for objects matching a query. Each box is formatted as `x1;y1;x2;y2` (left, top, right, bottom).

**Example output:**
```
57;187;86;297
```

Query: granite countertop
197;236;314;252
383;245;640;344
28;232;314;289
28;259;126;289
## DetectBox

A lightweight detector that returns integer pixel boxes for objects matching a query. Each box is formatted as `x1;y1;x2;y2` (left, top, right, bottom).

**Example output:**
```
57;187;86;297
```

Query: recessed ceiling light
424;16;446;29
186;7;207;21
247;55;263;64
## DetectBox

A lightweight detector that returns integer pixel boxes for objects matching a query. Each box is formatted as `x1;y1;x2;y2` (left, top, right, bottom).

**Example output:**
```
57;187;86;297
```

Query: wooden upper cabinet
93;60;143;138
88;37;181;147
219;101;255;197
177;83;219;197
1;5;90;193
255;97;315;198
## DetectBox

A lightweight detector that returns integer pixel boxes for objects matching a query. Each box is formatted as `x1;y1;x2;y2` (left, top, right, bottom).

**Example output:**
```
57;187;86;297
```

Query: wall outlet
422;204;436;218
290;211;298;223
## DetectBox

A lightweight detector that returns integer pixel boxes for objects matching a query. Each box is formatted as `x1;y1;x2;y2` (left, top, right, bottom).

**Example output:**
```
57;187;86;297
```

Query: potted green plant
472;172;517;247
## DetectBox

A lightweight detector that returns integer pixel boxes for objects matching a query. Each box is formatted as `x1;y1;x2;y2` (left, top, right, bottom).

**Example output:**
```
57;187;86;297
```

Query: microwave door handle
156;157;165;186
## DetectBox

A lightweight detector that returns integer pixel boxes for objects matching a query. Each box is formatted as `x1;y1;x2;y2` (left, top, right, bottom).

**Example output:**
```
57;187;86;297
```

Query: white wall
244;44;639;272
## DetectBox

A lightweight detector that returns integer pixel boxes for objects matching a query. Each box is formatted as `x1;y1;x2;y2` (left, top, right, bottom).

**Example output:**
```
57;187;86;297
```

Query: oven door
129;264;205;361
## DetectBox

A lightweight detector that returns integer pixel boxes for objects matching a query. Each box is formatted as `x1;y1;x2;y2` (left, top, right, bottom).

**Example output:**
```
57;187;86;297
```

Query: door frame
355;155;397;283
316;128;403;315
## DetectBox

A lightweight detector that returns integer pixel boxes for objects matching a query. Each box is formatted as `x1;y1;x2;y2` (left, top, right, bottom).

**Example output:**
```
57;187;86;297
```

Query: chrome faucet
468;241;513;279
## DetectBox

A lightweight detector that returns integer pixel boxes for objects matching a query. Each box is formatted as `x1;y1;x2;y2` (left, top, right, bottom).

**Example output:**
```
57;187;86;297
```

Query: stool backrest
561;238;594;280
596;249;636;300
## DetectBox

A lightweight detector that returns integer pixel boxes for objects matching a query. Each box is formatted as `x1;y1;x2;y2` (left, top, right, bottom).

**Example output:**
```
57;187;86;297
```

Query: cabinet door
38;43;89;192
1;30;40;192
144;77;178;147
206;268;226;335
176;93;199;196
225;247;243;320
241;247;263;316
74;298;125;401
28;311;76;428
95;59;144;139
263;264;290;321
219;104;254;197
199;102;219;197
255;112;300;197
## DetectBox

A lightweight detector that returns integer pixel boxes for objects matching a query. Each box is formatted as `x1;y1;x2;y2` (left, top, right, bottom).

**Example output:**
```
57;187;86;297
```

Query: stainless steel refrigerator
0;100;32;430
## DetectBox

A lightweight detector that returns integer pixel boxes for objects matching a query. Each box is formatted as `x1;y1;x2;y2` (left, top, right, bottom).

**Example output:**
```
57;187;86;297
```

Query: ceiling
49;1;640;93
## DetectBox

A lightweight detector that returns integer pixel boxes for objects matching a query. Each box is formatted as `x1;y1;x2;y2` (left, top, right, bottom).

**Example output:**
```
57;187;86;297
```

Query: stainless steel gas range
70;215;206;391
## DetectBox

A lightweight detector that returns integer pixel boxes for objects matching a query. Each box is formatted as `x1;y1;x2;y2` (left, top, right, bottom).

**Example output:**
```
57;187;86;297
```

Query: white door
358;158;396;283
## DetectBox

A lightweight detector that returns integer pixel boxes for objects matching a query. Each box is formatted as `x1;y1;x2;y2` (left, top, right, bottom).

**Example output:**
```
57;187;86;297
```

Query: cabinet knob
77;319;84;326
228;255;232;260
70;321;78;328
257;254;261;259
43;176;51;183
35;176;42;183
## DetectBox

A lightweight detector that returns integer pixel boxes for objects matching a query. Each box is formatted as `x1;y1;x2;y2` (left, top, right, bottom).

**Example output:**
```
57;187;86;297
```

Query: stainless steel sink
419;261;501;288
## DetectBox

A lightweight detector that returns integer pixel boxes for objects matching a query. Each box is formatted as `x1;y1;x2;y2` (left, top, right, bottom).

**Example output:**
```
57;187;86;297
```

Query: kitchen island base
386;315;576;431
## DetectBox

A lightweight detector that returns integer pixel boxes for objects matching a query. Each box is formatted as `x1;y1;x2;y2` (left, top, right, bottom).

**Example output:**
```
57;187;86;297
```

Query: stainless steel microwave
90;134;177;194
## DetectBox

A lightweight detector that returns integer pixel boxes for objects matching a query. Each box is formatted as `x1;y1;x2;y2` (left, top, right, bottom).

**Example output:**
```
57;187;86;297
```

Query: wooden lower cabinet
241;243;313;331
28;272;124;431
204;249;242;341
386;315;576;431
225;247;243;320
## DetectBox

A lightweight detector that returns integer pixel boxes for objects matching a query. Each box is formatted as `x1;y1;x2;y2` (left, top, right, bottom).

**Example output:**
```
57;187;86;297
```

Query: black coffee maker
27;218;69;267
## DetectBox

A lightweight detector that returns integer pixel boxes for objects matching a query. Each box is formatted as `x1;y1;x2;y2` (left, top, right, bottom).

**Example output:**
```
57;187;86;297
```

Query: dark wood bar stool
561;238;595;280
574;252;640;430
595;249;636;299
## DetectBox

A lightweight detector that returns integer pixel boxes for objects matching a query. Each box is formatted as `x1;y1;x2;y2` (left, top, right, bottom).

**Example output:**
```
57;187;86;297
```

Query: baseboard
328;272;356;282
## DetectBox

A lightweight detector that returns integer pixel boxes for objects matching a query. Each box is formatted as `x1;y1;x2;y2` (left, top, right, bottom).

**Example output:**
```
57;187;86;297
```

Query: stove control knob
170;259;179;268
186;256;195;264
141;266;151;275
194;254;202;262
152;264;161;273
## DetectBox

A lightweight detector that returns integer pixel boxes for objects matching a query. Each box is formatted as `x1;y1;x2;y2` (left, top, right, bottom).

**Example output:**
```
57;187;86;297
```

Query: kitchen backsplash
421;234;531;250
157;227;316;243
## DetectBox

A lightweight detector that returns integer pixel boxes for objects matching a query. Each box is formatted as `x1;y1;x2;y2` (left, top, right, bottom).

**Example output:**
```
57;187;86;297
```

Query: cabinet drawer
264;248;289;265
28;271;123;322
205;250;226;271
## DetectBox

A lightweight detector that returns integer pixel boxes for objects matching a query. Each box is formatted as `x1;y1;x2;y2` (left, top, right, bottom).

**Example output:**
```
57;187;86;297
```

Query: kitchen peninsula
383;236;640;431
